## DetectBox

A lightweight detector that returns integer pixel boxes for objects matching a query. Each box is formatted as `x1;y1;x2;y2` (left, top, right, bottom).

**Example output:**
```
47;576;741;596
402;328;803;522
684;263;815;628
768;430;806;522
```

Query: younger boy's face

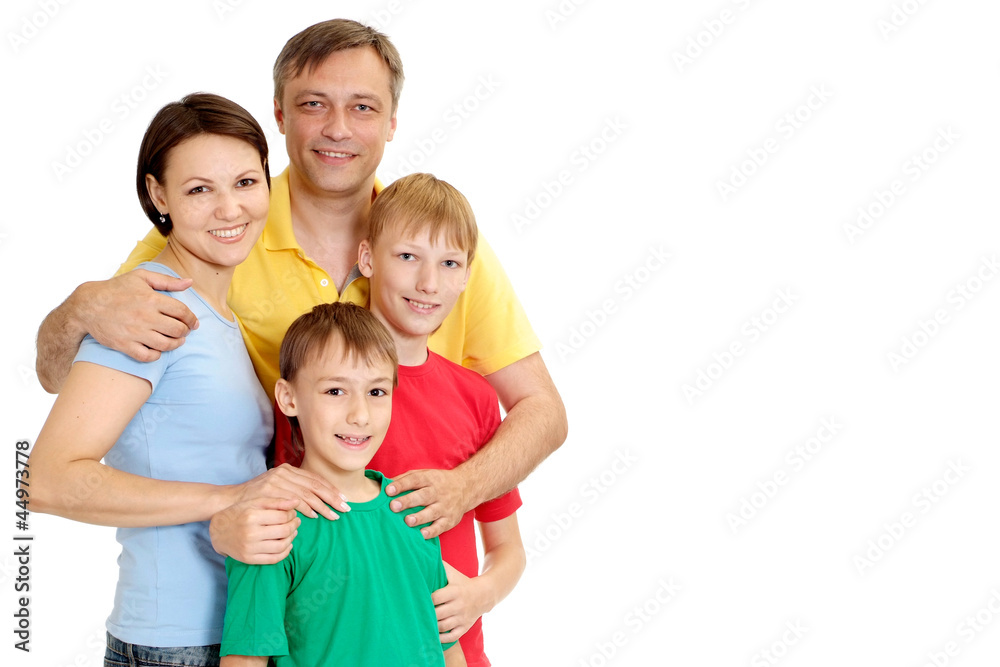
276;336;394;476
358;226;471;345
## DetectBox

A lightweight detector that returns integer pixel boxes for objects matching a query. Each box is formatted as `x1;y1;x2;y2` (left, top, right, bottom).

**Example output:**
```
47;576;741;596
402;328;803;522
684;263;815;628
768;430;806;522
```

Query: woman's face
146;133;269;270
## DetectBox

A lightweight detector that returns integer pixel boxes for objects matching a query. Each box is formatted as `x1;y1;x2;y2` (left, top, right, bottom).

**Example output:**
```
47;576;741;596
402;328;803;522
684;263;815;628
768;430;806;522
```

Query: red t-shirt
273;351;521;666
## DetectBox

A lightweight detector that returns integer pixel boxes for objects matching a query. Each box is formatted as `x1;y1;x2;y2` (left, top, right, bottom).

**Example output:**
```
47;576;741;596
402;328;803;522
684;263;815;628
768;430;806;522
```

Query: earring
159;214;166;224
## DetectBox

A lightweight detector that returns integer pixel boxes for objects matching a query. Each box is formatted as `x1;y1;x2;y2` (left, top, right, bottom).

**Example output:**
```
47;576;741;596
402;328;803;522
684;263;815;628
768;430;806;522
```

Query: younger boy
220;302;465;666
274;173;526;666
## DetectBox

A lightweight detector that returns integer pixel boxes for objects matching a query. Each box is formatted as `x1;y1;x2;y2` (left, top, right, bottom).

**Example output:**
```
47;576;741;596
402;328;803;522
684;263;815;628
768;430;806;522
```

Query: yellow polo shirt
117;169;541;400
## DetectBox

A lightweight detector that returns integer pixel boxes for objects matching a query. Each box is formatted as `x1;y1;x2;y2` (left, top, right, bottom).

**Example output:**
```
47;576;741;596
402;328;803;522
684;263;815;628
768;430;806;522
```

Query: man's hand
386;468;470;539
36;269;200;393
434;562;489;643
80;269;199;362
210;497;299;564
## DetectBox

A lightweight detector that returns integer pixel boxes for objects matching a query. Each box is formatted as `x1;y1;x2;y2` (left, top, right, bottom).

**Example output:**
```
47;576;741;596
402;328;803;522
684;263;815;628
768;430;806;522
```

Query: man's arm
388;352;567;537
36;270;198;393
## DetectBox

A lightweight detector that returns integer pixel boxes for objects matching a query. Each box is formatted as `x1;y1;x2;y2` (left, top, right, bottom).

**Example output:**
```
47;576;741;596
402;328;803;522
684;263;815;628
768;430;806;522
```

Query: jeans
104;632;220;667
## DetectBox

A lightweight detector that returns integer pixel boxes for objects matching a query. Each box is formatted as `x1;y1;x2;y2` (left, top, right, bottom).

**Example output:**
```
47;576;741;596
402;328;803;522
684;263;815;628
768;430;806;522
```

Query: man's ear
274;98;286;135
358;239;375;278
274;378;298;417
386;113;397;142
145;174;168;215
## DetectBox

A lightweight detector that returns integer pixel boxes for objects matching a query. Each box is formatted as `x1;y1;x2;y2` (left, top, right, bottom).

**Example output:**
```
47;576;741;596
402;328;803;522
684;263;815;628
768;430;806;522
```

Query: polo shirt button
320;279;329;287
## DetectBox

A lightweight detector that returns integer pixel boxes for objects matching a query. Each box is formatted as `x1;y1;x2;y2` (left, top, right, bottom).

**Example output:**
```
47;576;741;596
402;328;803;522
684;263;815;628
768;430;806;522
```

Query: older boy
274;173;525;666
220;302;465;666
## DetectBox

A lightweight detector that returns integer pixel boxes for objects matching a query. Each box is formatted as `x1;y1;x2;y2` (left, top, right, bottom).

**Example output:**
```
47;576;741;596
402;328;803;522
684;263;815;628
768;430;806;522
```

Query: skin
357;231;471;367
34;44;568;556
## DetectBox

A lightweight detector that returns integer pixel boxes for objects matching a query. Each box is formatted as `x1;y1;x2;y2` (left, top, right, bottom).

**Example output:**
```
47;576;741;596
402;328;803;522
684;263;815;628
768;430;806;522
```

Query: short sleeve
113;227;168;277
451;235;541;376
220;557;292;658
474;487;522;523
75;334;169;390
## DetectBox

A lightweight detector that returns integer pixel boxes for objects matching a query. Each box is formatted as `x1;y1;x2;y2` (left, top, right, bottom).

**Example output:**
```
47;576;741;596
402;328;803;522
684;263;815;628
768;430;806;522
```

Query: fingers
243;465;349;520
135;268;193;293
385;469;425;497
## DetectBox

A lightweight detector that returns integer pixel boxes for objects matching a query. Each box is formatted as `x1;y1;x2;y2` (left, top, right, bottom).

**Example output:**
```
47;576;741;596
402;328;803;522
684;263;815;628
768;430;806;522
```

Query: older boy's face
280;338;394;476
358;228;471;347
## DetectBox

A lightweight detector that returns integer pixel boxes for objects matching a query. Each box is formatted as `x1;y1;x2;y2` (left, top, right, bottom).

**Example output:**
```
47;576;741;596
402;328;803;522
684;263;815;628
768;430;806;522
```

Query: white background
3;1;1000;665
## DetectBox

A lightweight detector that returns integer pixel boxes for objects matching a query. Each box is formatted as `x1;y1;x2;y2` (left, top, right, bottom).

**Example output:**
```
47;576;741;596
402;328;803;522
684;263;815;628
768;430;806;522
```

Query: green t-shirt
221;470;454;665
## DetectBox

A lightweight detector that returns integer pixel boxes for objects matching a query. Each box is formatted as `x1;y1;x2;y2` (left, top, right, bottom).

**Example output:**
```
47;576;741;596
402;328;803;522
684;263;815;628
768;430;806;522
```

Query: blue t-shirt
74;262;272;647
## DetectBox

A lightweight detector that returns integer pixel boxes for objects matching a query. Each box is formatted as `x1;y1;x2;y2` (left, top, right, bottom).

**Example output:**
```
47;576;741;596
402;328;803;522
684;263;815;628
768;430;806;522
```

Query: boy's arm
433;513;526;642
443;641;467;667
220;657;268;667
389;353;566;538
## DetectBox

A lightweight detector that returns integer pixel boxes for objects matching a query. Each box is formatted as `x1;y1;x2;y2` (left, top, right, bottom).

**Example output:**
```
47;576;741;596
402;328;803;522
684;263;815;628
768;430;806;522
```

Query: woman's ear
145;174;168;216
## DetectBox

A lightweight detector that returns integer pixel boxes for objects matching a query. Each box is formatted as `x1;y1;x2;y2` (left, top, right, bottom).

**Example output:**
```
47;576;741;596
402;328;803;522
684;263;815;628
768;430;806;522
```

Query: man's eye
356;104;371;111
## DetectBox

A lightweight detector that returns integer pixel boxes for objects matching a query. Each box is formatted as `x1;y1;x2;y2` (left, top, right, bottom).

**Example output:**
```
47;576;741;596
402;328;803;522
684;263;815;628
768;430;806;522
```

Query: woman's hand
211;465;348;564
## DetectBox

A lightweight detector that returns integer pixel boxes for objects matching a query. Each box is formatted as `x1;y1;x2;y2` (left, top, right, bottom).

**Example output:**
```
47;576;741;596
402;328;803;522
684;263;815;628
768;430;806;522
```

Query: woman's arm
433;513;526;642
29;361;245;526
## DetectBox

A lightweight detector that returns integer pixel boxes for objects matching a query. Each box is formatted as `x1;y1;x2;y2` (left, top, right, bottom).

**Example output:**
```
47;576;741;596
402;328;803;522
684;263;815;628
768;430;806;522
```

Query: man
34;19;566;562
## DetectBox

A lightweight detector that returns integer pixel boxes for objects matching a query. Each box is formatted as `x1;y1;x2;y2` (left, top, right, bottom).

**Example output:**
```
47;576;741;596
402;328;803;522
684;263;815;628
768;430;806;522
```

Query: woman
29;93;331;667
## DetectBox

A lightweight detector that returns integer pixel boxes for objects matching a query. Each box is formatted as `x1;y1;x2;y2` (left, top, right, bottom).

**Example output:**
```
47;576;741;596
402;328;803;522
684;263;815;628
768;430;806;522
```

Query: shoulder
428;352;495;395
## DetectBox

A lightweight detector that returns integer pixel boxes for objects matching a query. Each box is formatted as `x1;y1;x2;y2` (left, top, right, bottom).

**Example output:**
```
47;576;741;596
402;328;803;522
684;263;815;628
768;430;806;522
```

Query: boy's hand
210;497;299;564
434;562;490;643
387;468;471;539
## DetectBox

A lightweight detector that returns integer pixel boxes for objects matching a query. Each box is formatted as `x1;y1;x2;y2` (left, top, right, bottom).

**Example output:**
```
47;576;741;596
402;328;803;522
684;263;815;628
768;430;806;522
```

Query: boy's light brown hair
278;302;399;455
367;172;479;264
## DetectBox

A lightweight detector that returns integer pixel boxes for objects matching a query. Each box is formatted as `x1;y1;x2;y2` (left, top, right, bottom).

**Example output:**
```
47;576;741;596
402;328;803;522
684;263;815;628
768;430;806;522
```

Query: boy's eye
443;260;460;268
369;388;387;397
398;253;414;261
325;388;344;396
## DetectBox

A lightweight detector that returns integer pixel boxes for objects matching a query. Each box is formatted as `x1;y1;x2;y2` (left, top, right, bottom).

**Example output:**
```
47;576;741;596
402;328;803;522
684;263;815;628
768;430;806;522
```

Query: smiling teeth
210;224;247;238
408;300;435;310
318;150;353;158
340;436;369;445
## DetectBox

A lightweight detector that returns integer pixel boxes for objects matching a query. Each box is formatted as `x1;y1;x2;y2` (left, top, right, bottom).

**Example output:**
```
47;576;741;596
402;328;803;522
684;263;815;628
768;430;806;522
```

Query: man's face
275;46;397;197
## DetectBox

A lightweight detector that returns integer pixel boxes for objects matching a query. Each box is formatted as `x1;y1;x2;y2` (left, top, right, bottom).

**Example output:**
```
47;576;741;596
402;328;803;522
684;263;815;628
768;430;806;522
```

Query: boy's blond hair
278;302;398;455
368;173;478;263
